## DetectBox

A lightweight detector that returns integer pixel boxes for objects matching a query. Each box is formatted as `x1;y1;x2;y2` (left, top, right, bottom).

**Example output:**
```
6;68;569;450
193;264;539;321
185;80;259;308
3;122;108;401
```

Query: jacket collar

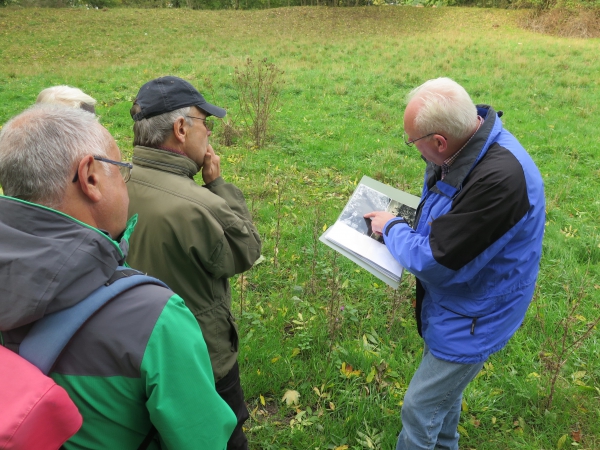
425;105;501;198
132;145;199;179
0;196;135;330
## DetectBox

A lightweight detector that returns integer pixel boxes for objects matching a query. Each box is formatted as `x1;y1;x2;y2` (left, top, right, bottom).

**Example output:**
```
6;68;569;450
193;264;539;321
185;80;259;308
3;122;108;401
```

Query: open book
319;176;420;289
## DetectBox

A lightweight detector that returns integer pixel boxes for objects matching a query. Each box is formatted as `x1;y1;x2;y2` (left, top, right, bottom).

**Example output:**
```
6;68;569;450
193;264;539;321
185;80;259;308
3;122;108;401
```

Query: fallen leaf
571;430;582;442
461;398;468;413
457;424;469;437
366;367;376;383
282;389;300;406
340;362;361;377
260;394;266;406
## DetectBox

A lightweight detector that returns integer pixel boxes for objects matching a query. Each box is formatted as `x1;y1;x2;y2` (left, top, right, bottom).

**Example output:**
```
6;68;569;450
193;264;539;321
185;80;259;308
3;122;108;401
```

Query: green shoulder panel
52;374;155;450
141;294;237;449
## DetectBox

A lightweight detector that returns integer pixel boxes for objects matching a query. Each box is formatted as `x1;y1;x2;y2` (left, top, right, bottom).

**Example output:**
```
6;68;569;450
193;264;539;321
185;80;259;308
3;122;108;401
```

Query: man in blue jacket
365;77;545;450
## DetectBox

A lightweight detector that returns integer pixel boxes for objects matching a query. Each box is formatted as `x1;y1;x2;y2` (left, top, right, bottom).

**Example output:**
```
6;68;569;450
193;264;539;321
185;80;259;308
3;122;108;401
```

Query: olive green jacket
126;146;261;381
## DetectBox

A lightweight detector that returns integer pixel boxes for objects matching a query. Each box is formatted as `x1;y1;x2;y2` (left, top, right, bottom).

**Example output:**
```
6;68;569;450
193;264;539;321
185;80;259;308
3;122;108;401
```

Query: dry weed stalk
220;118;242;147
536;269;600;410
387;287;403;330
239;272;245;317
327;252;342;345
233;58;283;149
308;206;321;297
272;179;284;269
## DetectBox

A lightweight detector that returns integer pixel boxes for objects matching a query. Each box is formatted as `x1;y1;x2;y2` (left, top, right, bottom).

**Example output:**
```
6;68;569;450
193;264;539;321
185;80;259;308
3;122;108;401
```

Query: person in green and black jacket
0;104;236;450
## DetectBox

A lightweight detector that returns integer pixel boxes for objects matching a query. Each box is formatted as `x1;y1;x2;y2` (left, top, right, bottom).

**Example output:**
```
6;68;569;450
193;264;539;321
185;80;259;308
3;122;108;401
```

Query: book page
326;221;403;280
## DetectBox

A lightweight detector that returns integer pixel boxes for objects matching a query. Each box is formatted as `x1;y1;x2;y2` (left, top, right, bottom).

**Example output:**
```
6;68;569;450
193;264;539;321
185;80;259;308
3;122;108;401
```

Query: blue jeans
396;345;485;450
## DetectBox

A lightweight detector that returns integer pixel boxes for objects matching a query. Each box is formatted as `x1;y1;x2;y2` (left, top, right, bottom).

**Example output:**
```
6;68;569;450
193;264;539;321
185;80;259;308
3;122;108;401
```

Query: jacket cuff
384;218;407;236
204;176;225;189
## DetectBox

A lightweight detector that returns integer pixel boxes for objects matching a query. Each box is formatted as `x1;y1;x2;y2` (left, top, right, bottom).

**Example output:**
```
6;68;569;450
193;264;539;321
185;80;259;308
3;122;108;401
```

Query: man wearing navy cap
126;76;262;450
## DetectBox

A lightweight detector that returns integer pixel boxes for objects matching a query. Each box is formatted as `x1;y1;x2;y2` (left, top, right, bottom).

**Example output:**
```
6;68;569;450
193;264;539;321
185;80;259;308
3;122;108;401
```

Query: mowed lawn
1;6;600;449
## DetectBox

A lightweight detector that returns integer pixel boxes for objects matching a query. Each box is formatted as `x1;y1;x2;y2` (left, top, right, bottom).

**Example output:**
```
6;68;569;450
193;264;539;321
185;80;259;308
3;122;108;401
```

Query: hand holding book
363;211;397;235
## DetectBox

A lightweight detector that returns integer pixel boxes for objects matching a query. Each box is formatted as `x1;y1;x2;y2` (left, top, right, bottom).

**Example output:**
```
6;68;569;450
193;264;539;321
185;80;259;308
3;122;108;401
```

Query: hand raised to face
201;144;221;185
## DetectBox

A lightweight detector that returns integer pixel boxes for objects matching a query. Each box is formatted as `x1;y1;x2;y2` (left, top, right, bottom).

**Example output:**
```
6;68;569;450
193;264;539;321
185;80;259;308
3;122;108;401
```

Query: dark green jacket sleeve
202;176;262;278
141;294;237;449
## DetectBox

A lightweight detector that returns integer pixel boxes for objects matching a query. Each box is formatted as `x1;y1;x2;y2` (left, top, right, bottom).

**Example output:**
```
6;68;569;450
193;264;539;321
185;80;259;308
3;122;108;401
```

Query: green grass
1;6;600;449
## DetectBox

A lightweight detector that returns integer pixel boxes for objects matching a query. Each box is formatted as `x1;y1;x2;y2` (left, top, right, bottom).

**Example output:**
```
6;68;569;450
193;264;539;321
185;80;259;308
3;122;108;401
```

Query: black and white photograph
337;184;417;242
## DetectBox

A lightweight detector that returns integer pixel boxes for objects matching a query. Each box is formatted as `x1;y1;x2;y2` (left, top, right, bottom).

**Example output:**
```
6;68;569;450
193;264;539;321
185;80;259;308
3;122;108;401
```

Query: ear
434;134;448;154
75;155;102;203
172;116;188;144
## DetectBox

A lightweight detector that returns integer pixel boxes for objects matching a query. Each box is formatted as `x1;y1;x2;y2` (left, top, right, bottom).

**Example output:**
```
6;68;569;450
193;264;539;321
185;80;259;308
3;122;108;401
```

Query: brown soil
519;7;600;38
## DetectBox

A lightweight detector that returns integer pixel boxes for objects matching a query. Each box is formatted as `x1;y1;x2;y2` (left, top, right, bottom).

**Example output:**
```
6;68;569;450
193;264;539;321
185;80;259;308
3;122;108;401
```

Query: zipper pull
470;317;478;335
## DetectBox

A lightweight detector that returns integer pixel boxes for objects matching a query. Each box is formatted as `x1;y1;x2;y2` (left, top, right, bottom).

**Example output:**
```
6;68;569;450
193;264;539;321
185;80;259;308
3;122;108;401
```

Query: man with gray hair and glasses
126;76;261;450
365;78;545;450
0;104;236;449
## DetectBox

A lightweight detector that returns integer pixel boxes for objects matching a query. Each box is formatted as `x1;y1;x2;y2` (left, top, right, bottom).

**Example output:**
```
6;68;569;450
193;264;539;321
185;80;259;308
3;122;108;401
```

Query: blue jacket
383;106;545;364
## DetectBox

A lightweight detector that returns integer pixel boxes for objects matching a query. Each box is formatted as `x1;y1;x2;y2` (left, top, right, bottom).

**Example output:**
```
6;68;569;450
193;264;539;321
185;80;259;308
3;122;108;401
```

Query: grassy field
1;6;600;449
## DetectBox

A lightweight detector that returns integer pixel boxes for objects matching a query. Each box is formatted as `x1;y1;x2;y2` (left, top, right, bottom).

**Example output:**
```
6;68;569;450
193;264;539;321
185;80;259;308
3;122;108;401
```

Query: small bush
233;58;283;149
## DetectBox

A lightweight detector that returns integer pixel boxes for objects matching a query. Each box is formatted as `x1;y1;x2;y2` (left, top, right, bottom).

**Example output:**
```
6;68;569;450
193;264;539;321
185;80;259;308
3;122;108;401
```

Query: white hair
407;77;478;141
0;104;110;208
132;106;193;148
36;85;97;113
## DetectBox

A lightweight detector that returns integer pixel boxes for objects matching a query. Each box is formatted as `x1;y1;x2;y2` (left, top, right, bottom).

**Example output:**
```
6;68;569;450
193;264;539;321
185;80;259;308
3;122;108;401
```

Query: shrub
233;58;283;149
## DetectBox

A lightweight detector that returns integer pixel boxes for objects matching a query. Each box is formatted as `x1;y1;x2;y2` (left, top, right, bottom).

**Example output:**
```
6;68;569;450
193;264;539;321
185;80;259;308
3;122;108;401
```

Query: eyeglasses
72;156;133;183
186;115;213;131
404;132;446;147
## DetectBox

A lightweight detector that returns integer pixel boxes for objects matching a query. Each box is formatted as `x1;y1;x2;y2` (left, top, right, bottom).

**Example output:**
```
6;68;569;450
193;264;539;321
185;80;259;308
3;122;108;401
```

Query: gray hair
0;104;110;208
407;77;477;141
36;85;97;113
132;106;193;147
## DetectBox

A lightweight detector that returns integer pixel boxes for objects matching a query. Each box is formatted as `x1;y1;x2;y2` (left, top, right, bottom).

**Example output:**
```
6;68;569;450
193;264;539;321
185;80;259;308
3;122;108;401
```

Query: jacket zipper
439;305;479;335
414;192;429;230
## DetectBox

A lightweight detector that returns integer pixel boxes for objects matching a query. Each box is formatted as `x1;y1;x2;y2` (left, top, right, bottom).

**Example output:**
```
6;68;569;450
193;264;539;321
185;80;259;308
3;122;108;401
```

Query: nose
207;129;212;136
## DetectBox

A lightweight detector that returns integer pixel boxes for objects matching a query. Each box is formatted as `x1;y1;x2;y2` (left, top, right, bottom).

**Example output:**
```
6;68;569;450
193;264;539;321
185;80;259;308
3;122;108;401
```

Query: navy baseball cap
131;76;226;121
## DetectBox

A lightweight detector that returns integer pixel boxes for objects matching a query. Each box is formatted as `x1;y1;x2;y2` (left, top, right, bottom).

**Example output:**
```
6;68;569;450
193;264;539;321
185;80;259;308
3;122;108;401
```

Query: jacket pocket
227;313;239;352
439;305;479;335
